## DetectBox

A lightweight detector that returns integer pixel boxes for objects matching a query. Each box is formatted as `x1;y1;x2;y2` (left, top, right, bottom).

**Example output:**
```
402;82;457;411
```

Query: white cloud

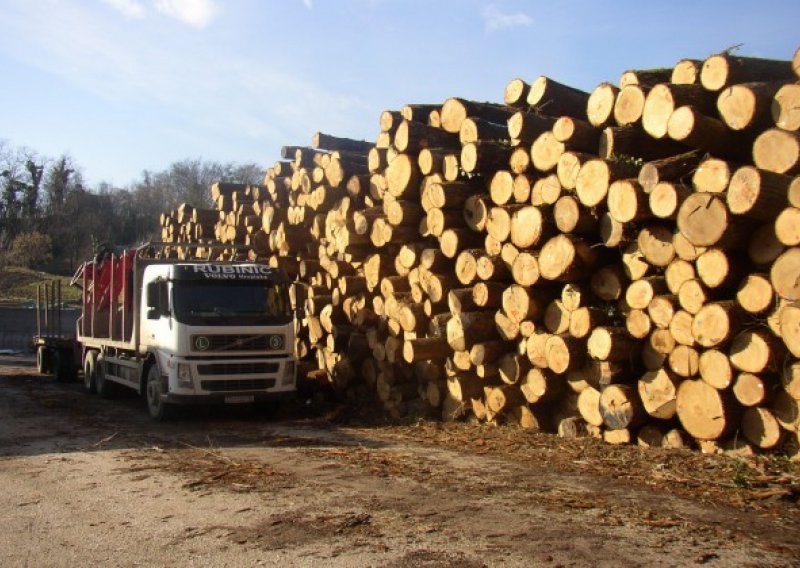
482;4;533;32
101;0;146;19
302;0;313;9
153;0;220;28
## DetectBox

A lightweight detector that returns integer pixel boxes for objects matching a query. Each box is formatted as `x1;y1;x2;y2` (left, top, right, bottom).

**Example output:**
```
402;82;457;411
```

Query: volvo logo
269;335;284;350
194;336;210;351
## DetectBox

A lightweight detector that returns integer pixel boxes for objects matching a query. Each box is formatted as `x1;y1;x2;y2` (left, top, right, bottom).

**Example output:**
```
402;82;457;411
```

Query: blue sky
0;0;797;187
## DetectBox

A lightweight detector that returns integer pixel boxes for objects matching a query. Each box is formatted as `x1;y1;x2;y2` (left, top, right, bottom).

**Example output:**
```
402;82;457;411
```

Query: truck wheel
146;365;171;420
55;350;74;383
84;351;97;394
95;354;116;399
36;347;49;374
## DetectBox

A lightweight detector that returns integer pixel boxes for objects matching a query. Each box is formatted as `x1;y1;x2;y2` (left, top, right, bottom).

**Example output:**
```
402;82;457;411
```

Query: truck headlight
281;361;295;386
177;363;193;387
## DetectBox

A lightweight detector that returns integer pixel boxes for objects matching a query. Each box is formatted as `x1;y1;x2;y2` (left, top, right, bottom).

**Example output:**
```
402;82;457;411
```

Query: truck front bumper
162;390;294;406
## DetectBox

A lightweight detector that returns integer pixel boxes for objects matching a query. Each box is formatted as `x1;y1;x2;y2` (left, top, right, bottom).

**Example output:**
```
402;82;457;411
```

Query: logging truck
33;243;299;419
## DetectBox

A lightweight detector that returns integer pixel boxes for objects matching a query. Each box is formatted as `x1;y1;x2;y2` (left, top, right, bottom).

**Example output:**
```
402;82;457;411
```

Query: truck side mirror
146;282;158;309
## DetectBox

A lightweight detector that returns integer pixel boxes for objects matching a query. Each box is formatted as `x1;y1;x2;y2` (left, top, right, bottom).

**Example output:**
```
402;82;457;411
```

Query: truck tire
95;353;116;399
55;350;75;383
146;365;171;420
84;351;97;394
36;346;49;375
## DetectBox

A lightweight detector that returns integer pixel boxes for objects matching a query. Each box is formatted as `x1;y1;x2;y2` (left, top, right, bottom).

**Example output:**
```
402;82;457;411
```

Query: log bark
700;53;794;92
666;105;751;161
526;76;590;118
649;181;692;219
461;141;515;174
545;334;586;374
587;326;639;362
600;125;689;161
394;120;460;153
717;81;787;131
504;78;530;108
638;149;704;193
552;117;601;150
440;98;516;134
691;300;747;348
459;117;509;145
677;192;754;249
538;235;599;282
642;83;717;139
607;179;650;223
520;367;564;404
575;158;640;207
507;111;557;144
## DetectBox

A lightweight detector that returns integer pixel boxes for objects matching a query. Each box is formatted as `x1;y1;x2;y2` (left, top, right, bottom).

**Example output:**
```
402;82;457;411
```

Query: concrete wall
0;307;81;352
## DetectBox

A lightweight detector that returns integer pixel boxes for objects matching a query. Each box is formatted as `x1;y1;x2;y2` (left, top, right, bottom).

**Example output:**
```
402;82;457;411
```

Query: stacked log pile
158;47;800;456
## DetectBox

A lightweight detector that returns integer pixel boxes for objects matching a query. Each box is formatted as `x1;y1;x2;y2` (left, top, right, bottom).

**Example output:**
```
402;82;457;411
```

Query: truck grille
192;334;284;352
200;379;276;392
196;362;280;375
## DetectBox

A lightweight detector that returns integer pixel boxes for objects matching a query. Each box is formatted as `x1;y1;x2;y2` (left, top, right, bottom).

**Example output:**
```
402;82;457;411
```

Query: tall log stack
156;46;800;457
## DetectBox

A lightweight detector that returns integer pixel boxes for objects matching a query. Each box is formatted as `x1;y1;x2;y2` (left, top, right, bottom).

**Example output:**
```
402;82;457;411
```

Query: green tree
8;230;53;269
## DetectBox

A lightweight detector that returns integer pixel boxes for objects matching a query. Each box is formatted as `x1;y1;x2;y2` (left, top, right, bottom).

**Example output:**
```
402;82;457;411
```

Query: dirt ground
1;355;799;567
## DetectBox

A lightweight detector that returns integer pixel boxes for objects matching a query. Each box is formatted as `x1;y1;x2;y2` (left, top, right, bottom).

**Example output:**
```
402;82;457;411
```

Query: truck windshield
171;281;292;326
